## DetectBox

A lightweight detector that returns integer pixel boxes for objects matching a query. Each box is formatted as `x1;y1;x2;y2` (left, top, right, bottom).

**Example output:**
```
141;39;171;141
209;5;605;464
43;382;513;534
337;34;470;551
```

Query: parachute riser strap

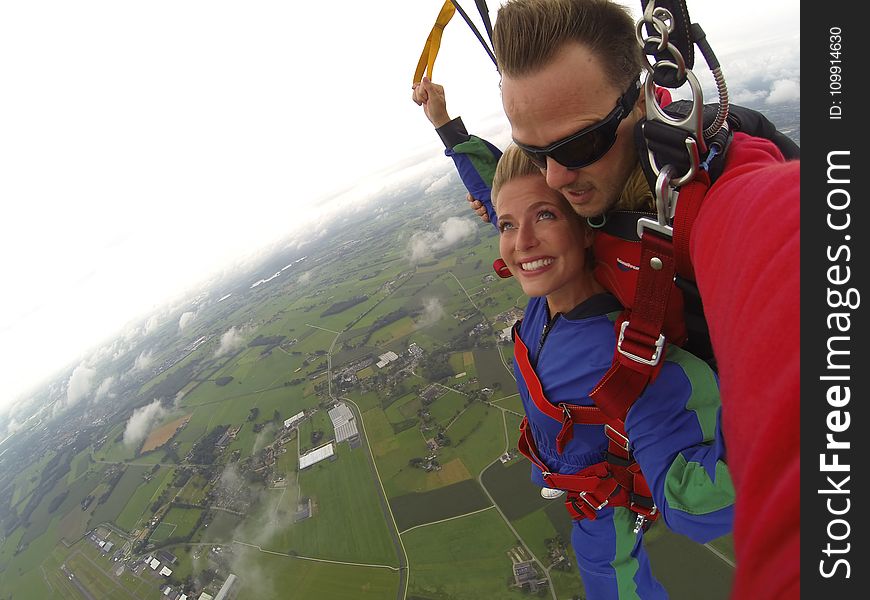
413;0;456;84
589;230;674;421
671;171;711;280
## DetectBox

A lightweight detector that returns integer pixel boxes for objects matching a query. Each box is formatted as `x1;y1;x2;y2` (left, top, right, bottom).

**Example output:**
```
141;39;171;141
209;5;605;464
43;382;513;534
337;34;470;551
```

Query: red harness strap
513;325;658;524
590;173;712;421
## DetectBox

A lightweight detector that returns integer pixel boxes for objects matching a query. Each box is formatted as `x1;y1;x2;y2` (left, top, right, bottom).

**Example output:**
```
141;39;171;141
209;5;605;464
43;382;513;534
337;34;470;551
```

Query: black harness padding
636;100;800;193
640;0;695;88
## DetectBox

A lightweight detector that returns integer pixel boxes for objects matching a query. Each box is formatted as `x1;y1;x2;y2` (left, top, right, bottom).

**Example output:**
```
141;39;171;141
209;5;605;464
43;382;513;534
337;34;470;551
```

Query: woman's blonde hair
491;144;541;211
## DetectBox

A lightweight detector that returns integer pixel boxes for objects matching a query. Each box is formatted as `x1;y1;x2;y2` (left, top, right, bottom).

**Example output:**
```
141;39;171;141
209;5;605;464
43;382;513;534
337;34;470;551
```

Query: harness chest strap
589;171;712;420
513;325;657;522
513;324;630;457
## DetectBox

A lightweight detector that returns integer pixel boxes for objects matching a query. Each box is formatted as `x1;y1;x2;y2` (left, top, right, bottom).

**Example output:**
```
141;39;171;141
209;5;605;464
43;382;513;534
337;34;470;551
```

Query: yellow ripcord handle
413;1;456;84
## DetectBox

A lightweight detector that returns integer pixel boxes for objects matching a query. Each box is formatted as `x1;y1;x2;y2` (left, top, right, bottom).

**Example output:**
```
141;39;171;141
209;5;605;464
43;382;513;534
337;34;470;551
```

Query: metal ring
635;15;670;53
586;214;608;229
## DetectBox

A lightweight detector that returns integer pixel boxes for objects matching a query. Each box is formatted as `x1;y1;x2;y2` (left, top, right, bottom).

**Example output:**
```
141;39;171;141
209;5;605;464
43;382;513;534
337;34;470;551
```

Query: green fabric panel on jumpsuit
612;506;643;600
664;455;736;515
663;344;721;441
454;136;498;186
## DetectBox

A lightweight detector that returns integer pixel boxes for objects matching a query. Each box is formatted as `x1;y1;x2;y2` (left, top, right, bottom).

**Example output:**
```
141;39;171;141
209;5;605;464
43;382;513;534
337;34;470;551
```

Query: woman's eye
537;209;556;221
498;221;516;232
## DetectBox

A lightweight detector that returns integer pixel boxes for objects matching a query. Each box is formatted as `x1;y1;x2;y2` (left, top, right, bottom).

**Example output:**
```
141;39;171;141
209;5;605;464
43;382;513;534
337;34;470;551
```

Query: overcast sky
0;1;799;421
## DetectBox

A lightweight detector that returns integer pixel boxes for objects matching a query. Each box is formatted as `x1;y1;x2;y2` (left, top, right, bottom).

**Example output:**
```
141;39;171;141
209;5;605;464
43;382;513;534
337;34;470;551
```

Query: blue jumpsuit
434;117;735;599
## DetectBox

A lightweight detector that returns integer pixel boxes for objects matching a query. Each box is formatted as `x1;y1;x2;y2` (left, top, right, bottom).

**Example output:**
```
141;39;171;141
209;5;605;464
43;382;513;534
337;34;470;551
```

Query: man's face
501;43;642;218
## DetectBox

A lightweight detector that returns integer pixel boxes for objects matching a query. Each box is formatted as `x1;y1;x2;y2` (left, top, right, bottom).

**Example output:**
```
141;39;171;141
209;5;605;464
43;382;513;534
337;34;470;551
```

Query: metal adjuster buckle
633;514;646;534
617;321;665;366
604;425;630;452
578;490;609;511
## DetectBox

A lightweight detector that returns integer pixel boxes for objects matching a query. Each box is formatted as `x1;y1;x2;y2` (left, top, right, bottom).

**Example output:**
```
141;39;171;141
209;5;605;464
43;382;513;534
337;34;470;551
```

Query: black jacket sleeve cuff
435;117;471;149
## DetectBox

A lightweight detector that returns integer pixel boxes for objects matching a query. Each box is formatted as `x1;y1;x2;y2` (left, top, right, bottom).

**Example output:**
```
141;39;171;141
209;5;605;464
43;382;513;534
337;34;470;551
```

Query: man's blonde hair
493;0;643;91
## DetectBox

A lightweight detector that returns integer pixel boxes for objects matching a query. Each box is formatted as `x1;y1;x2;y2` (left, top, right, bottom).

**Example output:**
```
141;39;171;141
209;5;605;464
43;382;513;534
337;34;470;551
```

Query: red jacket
691;133;800;599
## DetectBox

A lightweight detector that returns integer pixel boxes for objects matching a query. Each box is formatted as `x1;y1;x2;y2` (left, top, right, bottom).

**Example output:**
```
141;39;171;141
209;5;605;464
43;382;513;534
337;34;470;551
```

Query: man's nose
544;158;577;191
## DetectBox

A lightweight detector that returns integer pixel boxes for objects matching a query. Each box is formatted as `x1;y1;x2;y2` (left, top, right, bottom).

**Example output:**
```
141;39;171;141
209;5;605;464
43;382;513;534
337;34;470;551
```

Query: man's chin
562;191;605;218
568;200;605;219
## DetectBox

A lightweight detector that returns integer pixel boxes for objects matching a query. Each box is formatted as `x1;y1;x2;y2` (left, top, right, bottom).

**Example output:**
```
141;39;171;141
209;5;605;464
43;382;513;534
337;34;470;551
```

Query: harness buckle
578;490;609;511
604;425;631;452
633;513;646;534
617;321;666;366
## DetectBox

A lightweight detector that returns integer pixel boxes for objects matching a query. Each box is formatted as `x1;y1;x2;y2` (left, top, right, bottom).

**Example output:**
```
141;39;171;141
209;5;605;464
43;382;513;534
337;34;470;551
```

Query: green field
238;442;397;566
115;466;174;532
158;506;203;540
403;507;532;600
481;457;547;521
88;465;154;530
390;479;491;532
230;545;399;599
473;347;517;394
440;402;507;476
427;389;468;427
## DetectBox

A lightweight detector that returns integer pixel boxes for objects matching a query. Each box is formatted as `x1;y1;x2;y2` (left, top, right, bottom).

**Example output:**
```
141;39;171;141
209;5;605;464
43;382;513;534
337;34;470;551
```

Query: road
60;564;98;600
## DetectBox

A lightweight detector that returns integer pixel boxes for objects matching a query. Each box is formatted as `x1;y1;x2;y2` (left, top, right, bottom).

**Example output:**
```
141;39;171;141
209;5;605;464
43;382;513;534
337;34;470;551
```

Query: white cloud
94;376;115;401
3;417;25;438
122;399;168;448
133;349;155;372
143;315;161;336
178;310;197;331
415;297;445;329
215;326;249;357
424;172;455;196
66;363;96;408
407;217;477;264
766;79;800;104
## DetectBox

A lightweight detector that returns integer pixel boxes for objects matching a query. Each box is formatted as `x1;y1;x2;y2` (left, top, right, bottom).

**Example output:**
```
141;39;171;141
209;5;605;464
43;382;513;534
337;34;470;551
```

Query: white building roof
150;558;161;570
335;420;359;443
160;566;173;576
378;351;399;362
283;411;305;429
328;403;353;427
299;442;335;470
214;573;238;600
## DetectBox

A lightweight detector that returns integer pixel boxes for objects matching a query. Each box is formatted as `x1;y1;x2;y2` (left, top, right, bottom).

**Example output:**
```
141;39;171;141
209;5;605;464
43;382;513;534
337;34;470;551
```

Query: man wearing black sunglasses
491;2;800;599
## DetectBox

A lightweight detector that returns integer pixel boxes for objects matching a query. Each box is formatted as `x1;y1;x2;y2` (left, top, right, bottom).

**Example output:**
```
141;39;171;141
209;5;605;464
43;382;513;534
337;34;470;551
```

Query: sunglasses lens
521;148;548;169
554;128;613;169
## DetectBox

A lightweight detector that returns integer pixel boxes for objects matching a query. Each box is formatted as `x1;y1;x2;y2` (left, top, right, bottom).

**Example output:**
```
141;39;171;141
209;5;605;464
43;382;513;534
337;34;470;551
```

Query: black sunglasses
513;78;641;170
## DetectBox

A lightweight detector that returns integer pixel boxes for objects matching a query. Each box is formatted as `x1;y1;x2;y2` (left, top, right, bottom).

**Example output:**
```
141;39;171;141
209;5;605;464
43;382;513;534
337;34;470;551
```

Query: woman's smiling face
496;174;596;313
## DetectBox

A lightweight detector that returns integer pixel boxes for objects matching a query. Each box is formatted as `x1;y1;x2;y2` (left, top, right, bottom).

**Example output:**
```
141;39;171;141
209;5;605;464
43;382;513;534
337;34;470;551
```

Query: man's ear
633;89;646;118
